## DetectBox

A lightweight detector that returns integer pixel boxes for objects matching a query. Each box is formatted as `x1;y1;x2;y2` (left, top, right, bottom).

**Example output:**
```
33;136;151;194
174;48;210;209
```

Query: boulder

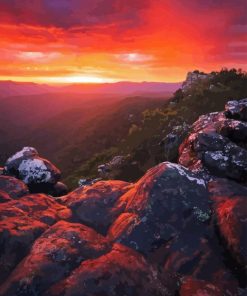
4;147;61;193
47;244;177;296
0;215;48;285
51;181;68;197
0;175;29;198
108;162;210;257
0;221;111;295
208;178;247;286
0;194;71;285
0;194;71;225
98;155;127;179
179;277;239;296
0;190;11;203
60;180;132;234
225;98;247;121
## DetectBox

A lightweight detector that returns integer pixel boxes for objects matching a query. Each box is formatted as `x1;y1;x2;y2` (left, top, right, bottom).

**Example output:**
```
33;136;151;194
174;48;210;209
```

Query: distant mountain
0;80;182;98
61;81;182;95
0;81;54;97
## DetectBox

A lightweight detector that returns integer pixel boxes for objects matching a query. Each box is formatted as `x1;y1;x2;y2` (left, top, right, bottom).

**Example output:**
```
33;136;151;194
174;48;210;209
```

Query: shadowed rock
0;175;29;198
60;180;132;234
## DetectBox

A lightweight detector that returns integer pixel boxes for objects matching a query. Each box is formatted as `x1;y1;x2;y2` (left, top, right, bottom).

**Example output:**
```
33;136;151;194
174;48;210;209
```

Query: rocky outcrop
4;147;68;196
0;98;246;295
182;71;208;91
179;98;247;183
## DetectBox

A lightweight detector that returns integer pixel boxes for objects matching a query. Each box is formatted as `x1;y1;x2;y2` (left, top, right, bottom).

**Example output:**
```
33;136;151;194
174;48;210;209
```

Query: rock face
4;147;67;196
182;71;208;91
0;98;246;295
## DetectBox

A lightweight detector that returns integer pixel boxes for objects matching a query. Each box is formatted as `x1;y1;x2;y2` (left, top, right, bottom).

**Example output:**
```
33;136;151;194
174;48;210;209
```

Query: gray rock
225;98;247;121
4;147;61;192
109;162;210;256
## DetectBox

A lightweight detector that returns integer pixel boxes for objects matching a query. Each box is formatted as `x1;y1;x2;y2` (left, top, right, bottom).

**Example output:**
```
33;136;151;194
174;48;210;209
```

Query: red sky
0;0;246;83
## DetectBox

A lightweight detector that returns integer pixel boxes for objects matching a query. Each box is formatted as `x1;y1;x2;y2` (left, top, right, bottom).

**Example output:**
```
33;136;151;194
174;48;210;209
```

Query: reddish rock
60;180;132;234
48;244;177;296
0;194;71;225
0;215;48;285
0;221;111;295
215;197;247;266
179;276;239;296
0;175;29;198
0;190;11;203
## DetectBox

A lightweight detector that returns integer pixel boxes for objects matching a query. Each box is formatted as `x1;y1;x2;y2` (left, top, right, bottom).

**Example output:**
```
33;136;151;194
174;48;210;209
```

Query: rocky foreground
0;99;246;295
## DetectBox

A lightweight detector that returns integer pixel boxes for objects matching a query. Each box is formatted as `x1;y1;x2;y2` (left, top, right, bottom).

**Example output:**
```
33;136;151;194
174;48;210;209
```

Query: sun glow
46;75;116;84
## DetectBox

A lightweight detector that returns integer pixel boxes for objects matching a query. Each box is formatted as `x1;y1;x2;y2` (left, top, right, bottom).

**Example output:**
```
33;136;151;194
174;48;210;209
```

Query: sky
0;0;246;83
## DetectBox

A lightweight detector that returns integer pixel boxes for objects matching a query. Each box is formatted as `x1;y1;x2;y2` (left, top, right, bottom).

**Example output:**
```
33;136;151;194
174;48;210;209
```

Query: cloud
0;0;149;30
0;0;246;82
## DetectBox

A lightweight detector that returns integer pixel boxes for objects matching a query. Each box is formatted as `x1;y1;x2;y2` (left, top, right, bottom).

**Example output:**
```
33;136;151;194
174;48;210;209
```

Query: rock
0;221;111;295
215;196;247;266
217;118;247;143
179;277;239;296
98;155;127;178
179;103;247;183
0;194;71;226
78;177;102;188
0;175;29;198
0;215;48;285
4;147;61;192
51;181;68;197
160;123;190;162
0;194;71;285
208;178;247;286
60;180;132;234
108;162;210;257
0;190;11;203
225;98;247;121
182;71;208;92
47;244;177;296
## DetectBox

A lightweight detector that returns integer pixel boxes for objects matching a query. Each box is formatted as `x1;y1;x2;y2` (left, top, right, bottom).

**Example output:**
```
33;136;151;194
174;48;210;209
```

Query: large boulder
0;221;111;296
179;99;247;183
108;162;211;259
60;180;132;234
4;147;61;193
47;244;177;296
0;175;29;199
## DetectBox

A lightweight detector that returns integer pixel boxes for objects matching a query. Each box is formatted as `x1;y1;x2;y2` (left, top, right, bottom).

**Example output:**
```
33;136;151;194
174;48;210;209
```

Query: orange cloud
0;0;246;83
